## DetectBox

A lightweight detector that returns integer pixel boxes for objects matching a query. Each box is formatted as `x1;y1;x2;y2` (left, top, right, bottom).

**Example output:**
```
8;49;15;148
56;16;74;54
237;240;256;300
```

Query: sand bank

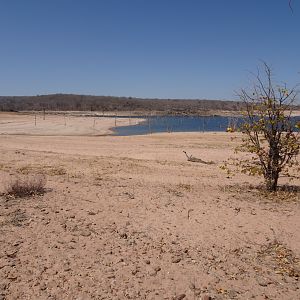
0;112;143;136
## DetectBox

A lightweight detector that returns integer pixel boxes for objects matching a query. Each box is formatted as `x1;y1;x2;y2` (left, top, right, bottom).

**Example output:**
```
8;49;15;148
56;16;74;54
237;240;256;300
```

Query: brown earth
0;113;299;300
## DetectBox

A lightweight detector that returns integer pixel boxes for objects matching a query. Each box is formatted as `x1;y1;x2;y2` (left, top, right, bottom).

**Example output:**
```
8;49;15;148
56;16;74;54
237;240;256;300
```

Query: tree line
0;94;244;114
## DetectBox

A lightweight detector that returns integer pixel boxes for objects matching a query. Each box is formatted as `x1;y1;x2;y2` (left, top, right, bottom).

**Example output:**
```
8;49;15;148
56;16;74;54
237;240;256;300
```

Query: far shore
3;110;246;117
4;109;300;118
0;112;144;136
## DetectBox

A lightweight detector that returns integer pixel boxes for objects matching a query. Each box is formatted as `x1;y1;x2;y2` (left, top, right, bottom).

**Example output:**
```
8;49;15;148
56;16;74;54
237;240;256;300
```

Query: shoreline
1;111;299;137
5;109;300;117
0;112;145;136
2;110;246;117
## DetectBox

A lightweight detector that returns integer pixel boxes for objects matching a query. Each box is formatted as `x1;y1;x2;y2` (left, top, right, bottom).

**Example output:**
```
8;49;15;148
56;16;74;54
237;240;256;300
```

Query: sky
0;0;299;100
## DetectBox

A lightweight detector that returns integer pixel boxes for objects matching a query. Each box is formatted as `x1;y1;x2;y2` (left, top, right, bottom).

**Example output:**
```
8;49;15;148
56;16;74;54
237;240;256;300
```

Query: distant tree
235;63;300;191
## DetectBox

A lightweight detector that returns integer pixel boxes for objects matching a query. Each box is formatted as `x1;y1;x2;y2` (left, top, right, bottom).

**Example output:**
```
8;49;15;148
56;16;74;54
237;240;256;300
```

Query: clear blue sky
0;0;299;99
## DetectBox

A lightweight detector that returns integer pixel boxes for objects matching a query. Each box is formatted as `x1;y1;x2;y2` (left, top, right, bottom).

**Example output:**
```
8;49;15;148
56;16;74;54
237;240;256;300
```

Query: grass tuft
5;174;46;198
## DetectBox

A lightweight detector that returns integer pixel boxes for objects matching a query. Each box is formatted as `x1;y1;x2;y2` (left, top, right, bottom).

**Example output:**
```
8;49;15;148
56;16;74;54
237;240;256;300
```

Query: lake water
112;115;300;136
113;115;243;136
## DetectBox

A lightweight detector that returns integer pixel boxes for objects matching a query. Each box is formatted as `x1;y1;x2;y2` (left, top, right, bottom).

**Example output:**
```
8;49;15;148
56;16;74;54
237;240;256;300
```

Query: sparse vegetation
17;164;66;176
5;174;46;198
230;63;300;191
256;240;300;278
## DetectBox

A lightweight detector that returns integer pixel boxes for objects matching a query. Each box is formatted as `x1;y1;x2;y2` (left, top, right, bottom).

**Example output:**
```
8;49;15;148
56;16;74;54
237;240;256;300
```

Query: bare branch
289;0;294;13
234;63;300;191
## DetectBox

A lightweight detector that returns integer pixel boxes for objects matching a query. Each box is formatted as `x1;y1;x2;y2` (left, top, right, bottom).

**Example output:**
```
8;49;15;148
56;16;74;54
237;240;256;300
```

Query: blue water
112;115;300;136
113;115;243;136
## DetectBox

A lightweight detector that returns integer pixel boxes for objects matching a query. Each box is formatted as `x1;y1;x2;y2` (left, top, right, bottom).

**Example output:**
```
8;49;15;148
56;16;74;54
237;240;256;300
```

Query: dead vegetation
17;164;66;176
183;151;215;164
220;183;300;203
7;209;28;227
256;240;300;278
5;174;46;198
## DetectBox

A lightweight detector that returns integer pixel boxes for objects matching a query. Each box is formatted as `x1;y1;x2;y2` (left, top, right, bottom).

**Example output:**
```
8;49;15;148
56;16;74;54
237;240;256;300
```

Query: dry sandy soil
0;112;142;136
0;113;299;300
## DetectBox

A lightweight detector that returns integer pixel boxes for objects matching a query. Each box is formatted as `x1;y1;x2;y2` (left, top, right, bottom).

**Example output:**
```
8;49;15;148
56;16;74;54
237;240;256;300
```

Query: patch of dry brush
5;174;46;198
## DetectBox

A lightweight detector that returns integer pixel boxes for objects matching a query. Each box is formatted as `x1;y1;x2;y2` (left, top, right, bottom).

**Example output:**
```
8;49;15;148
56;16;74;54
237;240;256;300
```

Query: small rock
145;260;150;264
8;261;16;267
172;257;181;263
154;266;161;272
227;290;237;298
40;283;47;290
7;271;17;280
234;207;241;213
202;296;211;300
174;294;186;300
257;277;268;287
132;269;138;275
149;270;157;276
12;240;22;247
120;232;128;239
6;250;18;258
80;229;91;237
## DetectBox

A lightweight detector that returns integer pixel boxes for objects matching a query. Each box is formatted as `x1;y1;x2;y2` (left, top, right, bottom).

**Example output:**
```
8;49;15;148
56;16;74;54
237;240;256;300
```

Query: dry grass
219;183;300;203
256;240;300;278
177;183;192;191
5;174;46;198
17;164;66;176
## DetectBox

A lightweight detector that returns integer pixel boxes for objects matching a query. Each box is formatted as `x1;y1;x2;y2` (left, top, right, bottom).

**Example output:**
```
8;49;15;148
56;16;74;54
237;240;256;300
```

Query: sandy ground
0;113;299;300
0;112;142;136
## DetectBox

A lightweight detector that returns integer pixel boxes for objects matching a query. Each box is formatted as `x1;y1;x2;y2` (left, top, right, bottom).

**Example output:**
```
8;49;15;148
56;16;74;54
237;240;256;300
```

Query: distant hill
0;94;245;115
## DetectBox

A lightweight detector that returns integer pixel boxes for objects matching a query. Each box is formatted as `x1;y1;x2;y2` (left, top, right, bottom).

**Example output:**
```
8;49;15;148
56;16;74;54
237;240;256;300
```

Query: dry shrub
5;174;46;198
